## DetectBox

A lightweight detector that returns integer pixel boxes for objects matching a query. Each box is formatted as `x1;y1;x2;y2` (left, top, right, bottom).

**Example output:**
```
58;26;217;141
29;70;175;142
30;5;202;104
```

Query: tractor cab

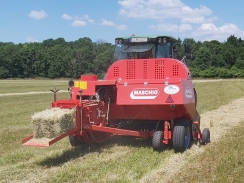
113;35;178;61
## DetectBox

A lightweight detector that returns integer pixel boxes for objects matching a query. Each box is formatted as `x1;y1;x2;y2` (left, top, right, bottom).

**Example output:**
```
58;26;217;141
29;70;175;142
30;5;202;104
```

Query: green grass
194;79;244;113
0;79;69;93
0;79;244;182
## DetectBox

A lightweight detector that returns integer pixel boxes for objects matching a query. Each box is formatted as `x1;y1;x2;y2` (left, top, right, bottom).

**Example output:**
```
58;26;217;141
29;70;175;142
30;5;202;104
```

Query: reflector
165;95;174;103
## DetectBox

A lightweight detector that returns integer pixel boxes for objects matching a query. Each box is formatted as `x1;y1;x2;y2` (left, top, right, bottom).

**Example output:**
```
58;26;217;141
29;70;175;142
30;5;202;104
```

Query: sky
1;0;244;44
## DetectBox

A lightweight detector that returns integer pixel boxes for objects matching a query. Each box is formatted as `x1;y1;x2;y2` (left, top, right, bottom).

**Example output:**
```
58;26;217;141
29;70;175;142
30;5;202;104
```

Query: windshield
156;42;172;58
113;41;173;61
113;43;127;61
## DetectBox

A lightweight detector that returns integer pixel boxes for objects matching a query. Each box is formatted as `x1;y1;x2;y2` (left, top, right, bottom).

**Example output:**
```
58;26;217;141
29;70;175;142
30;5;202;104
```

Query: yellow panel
80;81;87;90
74;81;80;88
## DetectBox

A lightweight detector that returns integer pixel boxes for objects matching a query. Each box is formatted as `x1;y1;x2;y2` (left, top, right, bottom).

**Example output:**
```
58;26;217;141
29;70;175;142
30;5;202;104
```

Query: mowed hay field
0;79;244;183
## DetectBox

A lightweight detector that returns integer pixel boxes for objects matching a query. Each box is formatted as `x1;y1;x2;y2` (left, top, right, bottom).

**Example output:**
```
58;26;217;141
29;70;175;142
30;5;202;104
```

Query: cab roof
115;35;178;43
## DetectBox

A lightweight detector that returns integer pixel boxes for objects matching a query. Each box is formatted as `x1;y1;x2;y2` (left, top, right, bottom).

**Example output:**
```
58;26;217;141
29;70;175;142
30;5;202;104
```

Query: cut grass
172;122;244;183
0;79;68;94
194;79;244;113
0;79;244;182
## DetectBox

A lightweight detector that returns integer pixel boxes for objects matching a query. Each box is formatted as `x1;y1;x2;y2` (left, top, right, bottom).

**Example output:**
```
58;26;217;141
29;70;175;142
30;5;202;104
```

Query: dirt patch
140;97;244;183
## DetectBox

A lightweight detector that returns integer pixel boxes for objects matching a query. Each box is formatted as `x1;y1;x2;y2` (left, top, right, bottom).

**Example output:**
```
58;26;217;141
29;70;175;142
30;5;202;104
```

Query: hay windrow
32;107;75;139
140;98;244;183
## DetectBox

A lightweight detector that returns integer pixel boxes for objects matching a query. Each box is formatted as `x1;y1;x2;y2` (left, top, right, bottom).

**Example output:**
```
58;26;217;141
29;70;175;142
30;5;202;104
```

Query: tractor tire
194;88;197;107
173;121;192;152
69;135;83;147
152;131;164;151
201;128;210;145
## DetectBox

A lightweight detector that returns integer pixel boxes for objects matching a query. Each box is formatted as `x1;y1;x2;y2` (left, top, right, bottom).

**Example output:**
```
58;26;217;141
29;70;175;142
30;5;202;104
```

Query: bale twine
32;108;75;139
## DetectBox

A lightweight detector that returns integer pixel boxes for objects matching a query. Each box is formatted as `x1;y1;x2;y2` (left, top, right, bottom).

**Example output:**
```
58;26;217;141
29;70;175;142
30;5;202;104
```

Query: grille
113;66;119;77
155;60;164;79
143;61;147;79
173;65;179;76
126;60;136;79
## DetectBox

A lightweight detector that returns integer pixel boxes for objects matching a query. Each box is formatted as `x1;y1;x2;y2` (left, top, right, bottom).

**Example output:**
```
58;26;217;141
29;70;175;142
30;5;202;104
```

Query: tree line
0;35;244;79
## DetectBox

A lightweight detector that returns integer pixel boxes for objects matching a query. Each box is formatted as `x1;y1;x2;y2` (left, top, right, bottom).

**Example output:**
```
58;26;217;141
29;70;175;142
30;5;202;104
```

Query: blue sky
1;0;244;44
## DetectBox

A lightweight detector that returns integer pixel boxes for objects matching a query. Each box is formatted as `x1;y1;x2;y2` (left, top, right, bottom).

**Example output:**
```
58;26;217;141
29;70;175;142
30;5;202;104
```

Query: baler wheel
201;128;210;145
152;131;164;151
69;136;83;147
173;121;191;152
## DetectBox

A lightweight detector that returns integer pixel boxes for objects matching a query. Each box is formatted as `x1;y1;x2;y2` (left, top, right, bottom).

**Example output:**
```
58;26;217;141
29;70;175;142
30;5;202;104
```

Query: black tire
202;128;210;145
152;131;164;151
69;135;83;147
173;121;192;152
194;88;197;107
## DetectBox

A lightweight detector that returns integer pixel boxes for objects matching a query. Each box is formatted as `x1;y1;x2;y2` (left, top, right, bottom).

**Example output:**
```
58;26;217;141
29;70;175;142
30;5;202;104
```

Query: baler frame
22;35;210;152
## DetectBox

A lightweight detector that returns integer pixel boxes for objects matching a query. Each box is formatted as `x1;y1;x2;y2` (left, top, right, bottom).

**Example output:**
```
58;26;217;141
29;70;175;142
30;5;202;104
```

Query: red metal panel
81;74;97;81
116;79;183;105
106;58;191;80
82;81;96;96
108;104;190;121
52;100;80;108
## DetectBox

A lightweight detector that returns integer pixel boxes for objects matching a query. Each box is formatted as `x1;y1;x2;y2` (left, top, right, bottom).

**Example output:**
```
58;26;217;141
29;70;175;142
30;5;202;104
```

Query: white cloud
118;0;212;21
83;15;95;24
62;14;95;26
100;18;128;30
192;23;244;41
29;10;47;20
181;16;205;24
118;0;244;42
87;19;95;24
71;20;87;27
62;14;73;20
100;19;115;26
25;37;38;43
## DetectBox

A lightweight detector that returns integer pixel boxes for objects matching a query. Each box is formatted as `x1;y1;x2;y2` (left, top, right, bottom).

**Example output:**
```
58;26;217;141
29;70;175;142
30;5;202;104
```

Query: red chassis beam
22;128;78;147
83;124;152;139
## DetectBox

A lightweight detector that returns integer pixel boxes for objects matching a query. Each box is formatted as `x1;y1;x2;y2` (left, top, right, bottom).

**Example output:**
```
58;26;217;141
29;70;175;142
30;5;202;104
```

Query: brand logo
164;85;180;95
130;88;160;99
185;88;192;98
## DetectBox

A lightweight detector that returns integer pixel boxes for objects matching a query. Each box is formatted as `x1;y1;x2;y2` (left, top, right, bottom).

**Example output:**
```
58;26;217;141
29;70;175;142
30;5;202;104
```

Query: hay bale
32;108;75;139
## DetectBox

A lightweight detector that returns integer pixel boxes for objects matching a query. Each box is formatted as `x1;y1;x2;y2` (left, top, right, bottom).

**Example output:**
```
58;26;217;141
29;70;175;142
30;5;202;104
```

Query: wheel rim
184;127;190;149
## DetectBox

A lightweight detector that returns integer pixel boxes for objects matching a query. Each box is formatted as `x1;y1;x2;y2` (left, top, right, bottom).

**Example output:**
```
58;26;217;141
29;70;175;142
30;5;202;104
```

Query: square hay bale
32;107;75;139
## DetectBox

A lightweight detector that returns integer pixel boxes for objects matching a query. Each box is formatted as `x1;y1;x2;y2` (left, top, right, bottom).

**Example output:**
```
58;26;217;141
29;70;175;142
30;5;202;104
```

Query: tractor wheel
173;121;192;152
152;131;164;151
69;135;83;147
194;88;197;107
201;128;210;145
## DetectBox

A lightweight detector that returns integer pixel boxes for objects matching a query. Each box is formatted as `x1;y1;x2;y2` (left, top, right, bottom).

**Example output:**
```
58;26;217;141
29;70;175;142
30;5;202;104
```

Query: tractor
22;35;210;152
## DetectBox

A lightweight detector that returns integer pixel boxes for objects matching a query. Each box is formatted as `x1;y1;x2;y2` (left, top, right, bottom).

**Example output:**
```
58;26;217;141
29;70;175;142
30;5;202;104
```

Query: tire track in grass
140;97;244;183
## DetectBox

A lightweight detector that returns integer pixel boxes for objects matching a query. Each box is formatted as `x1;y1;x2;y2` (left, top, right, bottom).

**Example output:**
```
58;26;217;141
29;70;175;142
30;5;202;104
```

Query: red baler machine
22;35;210;152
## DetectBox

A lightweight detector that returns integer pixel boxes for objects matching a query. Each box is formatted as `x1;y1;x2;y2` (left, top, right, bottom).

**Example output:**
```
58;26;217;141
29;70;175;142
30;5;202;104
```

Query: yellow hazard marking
80;81;87;90
74;81;80;88
74;81;87;89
